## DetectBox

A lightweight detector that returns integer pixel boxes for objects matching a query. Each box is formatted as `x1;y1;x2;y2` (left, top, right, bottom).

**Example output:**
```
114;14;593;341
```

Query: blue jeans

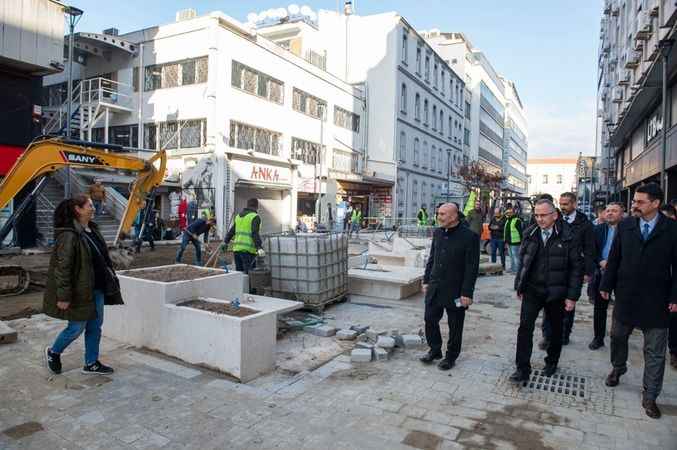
349;222;360;237
51;290;104;366
508;245;521;272
234;252;256;274
176;233;202;265
490;239;505;268
93;200;103;216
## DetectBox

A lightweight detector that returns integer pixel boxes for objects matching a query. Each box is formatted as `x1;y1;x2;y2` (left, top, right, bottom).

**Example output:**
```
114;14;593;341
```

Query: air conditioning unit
176;8;197;22
612;86;624;103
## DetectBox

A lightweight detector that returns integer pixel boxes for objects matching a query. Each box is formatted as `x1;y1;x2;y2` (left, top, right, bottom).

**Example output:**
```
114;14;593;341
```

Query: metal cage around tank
262;232;349;309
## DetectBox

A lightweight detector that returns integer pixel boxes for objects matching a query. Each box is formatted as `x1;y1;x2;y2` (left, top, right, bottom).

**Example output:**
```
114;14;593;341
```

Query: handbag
82;232;121;297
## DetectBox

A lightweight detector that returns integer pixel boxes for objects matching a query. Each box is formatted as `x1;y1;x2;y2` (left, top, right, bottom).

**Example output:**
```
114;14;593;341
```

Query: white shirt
540;227;553;244
564;210;577;224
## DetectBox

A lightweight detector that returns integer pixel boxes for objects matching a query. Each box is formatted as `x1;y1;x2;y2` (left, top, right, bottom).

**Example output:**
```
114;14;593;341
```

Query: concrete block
349;265;423;300
376;336;396;349
393;335;405;347
402;335;423;348
0;321;18;344
304;325;337;337
365;329;379;341
336;329;358;340
374;347;389;361
351;348;373;362
356;342;374;349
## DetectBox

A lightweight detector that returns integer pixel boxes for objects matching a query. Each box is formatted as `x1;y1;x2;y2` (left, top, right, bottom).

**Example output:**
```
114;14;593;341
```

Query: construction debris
0;321;17;344
336;329;358;340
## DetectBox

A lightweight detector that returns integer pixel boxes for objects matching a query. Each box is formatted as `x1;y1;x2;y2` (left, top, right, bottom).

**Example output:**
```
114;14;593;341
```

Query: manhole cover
493;368;614;414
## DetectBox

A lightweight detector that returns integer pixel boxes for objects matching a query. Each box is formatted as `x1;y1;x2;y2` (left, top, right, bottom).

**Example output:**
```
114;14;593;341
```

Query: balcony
635;12;653;41
618;71;631;86
624;51;640;69
612;87;624;104
603;0;611;15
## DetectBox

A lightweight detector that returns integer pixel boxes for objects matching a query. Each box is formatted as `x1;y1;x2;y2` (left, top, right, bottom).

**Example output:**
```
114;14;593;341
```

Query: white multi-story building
527;157;578;201
42;10;365;236
423;31;529;195
258;9;466;220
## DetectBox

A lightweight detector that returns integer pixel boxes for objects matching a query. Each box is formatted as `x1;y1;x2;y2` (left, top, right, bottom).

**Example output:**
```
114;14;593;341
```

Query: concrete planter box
348;264;423;300
103;264;302;382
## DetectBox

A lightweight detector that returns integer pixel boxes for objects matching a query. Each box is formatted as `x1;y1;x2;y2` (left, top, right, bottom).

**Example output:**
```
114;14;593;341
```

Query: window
416;45;422;74
439;110;444;135
422;141;429;168
464;128;470;145
397;176;406;207
431;145;436;171
402;33;408;63
441;71;445;94
232;61;284;104
400;83;407;112
291;137;322;164
542;174;549;184
432;105;437;130
412;180;419;210
448;117;453;138
413;138;420;166
399;131;407;162
108;125;138;147
421;182;428;208
465;101;471;119
508;156;526;174
144;119;207;150
433;63;438;87
143;56;207;91
415;94;421;120
293;88;327;119
425;55;430;81
229;121;281;156
438;148;444;173
450;79;454;103
334;106;360;132
424;99;429;125
333;149;359;173
556;174;563;184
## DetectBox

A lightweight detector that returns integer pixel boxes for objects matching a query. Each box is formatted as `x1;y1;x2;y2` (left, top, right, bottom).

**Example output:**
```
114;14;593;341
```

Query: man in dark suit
510;199;583;382
541;192;596;347
420;203;480;371
600;183;677;419
588;202;624;350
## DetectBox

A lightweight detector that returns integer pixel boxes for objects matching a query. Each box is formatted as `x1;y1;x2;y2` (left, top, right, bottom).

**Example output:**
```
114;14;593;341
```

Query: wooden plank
0;320;18;344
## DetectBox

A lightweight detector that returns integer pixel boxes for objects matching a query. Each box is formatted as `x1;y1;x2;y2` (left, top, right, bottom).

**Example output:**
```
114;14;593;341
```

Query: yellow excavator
0;136;167;295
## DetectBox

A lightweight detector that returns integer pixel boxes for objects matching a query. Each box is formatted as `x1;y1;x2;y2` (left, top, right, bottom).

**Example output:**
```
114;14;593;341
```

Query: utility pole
64;5;83;198
660;39;674;203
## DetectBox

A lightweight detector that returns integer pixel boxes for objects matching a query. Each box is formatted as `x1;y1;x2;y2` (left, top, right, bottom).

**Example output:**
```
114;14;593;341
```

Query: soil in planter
177;299;258;317
125;265;223;282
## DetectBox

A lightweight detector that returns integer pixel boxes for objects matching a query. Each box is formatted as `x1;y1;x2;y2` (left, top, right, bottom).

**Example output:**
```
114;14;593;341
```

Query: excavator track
0;265;30;297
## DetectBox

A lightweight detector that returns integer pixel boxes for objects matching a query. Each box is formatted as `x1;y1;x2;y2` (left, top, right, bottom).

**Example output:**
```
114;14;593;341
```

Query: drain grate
523;370;588;399
493;367;614;414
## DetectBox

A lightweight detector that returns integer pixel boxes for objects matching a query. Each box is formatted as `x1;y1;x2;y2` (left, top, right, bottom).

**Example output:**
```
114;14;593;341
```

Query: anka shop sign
232;160;291;185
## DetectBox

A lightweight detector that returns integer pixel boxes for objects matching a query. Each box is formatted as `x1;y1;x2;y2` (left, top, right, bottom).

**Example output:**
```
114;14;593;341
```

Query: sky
67;0;604;158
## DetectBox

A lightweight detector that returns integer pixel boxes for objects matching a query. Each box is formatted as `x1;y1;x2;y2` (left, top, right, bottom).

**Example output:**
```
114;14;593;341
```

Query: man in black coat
600;183;677;419
510;199;583;382
588;202;624;350
541;192;596;347
420;203;480;370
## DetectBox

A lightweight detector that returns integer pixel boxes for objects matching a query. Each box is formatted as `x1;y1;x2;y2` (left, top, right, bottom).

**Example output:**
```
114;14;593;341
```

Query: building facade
423;31;529;196
259;10;466;221
527;157;578;202
42;10;365;236
598;0;677;205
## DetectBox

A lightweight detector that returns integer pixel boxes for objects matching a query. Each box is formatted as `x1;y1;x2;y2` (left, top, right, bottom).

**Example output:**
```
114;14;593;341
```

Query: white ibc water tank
262;232;348;308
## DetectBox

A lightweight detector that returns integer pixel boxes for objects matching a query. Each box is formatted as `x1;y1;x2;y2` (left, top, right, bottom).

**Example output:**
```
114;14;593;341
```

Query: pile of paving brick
303;323;424;363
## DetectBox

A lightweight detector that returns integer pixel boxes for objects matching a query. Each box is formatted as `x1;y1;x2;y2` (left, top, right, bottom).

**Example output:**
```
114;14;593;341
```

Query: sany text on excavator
0;136;167;295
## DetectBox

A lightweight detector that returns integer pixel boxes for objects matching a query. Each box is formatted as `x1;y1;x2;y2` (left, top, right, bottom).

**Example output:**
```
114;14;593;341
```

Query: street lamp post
660;39;674;203
64;5;83;198
446;149;452;203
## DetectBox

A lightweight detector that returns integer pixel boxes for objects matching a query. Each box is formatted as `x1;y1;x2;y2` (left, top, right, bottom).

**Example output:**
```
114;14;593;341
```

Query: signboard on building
647;110;663;142
231;159;292;185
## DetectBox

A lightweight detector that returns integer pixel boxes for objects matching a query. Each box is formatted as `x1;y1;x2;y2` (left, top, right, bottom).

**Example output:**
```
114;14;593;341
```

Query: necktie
542;229;550;244
642;223;650;241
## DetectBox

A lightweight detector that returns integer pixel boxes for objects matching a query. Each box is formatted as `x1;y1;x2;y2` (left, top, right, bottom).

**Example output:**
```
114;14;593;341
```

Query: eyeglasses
533;212;555;218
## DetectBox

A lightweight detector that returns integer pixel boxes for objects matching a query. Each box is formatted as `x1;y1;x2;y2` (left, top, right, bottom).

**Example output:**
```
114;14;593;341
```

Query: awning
0;145;24;176
235;179;292;190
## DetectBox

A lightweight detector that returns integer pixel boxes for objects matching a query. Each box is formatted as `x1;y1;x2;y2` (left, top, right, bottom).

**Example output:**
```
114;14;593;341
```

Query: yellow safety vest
232;212;259;254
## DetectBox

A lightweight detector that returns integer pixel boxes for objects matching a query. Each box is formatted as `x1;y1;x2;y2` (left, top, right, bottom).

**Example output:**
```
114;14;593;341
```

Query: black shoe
437;358;455;371
642;398;662;419
509;369;530;383
419;351;443;364
588;338;604;350
538;339;549;351
562;335;570;346
82;361;114;375
605;368;627;387
543;364;557;377
44;347;61;375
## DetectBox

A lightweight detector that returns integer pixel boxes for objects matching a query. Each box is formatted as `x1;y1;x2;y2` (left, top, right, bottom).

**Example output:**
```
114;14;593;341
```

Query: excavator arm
0;137;167;246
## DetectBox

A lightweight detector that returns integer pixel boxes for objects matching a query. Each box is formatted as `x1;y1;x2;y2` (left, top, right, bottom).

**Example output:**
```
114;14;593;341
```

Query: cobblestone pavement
1;274;676;449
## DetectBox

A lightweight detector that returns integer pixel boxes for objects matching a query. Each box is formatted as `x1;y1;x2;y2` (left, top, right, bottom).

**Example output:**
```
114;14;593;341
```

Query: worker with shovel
223;198;265;274
175;216;216;266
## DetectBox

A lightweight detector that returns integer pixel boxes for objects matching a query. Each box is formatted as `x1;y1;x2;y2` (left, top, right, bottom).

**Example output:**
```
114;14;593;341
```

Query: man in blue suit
588;202;624;350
